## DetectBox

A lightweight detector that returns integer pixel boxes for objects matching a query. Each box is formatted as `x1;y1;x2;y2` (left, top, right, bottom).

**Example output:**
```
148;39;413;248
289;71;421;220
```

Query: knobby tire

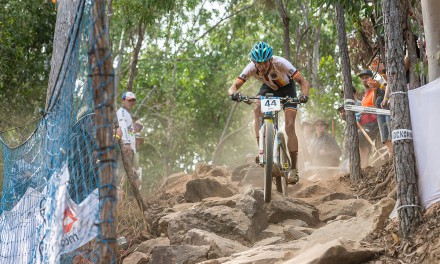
264;123;274;203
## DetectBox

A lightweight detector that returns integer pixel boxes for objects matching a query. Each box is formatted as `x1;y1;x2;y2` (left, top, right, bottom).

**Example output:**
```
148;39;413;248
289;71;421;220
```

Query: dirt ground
342;160;440;264
114;160;440;264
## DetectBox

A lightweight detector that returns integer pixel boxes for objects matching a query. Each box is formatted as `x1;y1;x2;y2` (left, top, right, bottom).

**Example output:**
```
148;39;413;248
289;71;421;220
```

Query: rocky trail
112;160;439;264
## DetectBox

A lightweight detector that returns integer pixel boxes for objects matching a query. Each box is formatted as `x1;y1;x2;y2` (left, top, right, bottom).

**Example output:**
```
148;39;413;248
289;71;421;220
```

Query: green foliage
311;0;364;14
113;0;174;27
0;1;56;129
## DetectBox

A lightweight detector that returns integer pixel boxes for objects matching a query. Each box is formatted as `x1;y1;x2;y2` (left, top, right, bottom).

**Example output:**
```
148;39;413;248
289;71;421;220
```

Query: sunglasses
127;99;136;102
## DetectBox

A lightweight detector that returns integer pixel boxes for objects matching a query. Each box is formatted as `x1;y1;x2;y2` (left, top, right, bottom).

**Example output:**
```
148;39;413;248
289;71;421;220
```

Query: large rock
238;166;264;189
219;240;306;264
183;228;249;258
155;172;192;196
184;177;237;202
134;237;170;254
283;226;308;241
291;183;335;199
264;193;320;227
122;251;149;264
253;236;284;247
318;192;356;203
316;199;372;222
257;224;284;240
231;162;255;182
150;245;209;264
166;205;256;244
160;189;267;244
303;198;395;248
158;211;181;236
284;238;379;264
194;163;231;179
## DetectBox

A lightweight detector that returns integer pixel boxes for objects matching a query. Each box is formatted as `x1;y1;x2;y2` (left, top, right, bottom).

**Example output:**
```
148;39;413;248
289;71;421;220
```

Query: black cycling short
257;80;297;109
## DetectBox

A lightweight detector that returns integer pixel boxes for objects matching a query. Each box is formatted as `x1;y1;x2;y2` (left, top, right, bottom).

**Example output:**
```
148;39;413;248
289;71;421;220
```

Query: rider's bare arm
228;78;245;95
292;72;309;97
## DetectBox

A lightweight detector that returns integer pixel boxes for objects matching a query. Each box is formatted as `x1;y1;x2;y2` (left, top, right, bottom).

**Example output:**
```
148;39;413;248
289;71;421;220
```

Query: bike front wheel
264;123;274;203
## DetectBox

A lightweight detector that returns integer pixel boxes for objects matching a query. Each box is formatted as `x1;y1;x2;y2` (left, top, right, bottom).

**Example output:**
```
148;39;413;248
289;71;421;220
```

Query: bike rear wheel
275;132;290;196
264;123;274;203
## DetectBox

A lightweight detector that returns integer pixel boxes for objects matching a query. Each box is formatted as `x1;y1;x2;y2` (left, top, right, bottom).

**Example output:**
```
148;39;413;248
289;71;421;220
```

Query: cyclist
228;41;310;184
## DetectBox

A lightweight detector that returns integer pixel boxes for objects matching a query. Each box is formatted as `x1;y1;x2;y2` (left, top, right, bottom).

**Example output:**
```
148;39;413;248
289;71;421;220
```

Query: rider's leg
254;101;261;145
285;108;299;184
289;151;298;181
253;101;263;164
285;108;298;151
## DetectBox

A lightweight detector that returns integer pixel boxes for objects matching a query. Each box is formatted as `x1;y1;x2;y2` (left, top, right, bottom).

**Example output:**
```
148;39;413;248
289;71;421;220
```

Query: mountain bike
236;94;300;203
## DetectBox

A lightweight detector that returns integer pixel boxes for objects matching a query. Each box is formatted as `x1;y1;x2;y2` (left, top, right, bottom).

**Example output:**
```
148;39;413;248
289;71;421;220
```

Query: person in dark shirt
309;119;342;167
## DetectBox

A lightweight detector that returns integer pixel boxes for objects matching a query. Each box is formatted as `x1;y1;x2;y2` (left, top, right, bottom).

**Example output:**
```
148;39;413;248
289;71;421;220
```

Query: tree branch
192;0;257;45
212;113;253;164
134;85;157;117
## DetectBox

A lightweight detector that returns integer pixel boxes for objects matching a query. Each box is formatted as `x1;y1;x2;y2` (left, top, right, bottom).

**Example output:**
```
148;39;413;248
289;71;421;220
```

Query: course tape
344;104;391;116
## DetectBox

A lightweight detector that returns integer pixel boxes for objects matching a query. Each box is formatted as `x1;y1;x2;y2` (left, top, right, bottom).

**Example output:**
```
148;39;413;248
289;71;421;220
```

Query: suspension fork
258;122;266;164
258;112;277;165
272;111;281;166
273;132;280;166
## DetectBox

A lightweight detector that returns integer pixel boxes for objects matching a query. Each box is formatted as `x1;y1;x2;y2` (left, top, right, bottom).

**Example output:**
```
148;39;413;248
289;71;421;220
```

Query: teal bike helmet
250;42;273;62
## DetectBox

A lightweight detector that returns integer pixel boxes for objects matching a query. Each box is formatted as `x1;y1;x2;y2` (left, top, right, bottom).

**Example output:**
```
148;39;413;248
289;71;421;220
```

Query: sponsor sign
0;166;98;263
392;129;413;142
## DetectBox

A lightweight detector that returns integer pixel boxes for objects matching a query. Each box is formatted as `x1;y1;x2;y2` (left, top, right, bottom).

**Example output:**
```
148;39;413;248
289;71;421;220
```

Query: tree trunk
126;22;146;92
163;96;173;178
46;0;81;109
401;0;420;89
114;28;126;91
312;15;322;90
367;2;386;72
383;0;422;238
90;0;118;262
335;3;362;181
421;0;440;81
276;0;291;61
161;63;178;178
106;0;112;32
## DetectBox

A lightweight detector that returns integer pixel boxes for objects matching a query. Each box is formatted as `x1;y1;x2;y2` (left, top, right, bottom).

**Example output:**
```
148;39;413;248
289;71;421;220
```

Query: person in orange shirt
370;59;393;158
357;70;382;168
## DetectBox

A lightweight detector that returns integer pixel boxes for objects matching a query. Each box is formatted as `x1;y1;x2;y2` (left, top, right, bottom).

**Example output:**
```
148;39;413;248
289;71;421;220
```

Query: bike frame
257;99;289;170
237;94;299;202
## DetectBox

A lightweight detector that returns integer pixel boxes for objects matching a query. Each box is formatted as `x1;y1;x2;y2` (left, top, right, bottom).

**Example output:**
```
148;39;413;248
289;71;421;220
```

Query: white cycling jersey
237;55;299;90
117;107;136;153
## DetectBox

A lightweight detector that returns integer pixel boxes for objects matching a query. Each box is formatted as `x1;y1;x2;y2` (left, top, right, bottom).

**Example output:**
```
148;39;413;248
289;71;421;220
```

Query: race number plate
261;98;281;112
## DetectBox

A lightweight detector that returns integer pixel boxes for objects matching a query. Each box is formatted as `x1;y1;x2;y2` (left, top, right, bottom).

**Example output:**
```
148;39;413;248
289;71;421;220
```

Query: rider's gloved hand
230;93;242;102
298;95;309;103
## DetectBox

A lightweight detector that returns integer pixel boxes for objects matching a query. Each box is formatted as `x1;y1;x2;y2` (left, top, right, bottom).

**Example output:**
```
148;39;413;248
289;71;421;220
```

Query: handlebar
233;94;302;104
